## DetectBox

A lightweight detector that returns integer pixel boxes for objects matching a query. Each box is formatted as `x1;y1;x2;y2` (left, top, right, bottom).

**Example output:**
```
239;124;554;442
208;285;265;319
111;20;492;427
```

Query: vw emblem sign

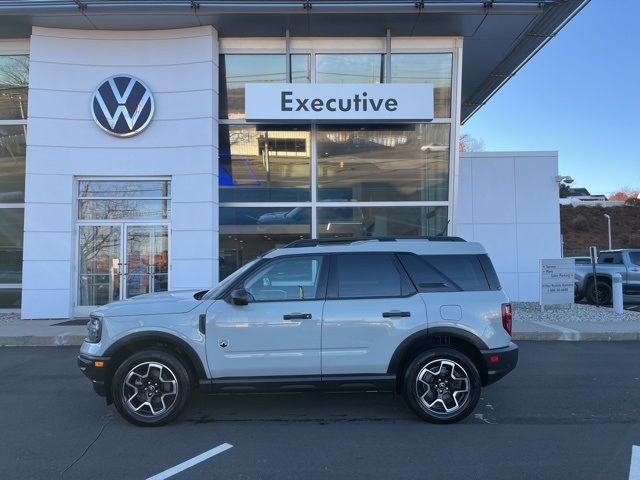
91;75;155;137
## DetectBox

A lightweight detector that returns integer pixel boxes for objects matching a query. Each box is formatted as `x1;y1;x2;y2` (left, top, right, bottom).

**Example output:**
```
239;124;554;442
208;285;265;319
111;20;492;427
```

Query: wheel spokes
415;358;471;417
122;361;179;418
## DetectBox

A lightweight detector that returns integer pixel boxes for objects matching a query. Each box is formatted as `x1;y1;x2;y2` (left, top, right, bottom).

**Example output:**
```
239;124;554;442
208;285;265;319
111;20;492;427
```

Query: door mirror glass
230;288;250;306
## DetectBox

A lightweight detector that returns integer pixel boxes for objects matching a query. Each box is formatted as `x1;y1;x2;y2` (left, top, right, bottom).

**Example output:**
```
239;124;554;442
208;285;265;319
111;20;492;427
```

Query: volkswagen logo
91;75;155;137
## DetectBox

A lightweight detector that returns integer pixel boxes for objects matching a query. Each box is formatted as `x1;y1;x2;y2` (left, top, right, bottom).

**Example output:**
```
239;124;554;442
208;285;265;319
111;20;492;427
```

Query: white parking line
146;443;233;480
532;321;580;341
630;446;640;480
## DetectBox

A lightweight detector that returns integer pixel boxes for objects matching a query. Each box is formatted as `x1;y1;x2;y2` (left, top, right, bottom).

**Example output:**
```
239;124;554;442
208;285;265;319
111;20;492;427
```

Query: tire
574;289;584;303
586;280;612;305
403;347;481;424
111;349;191;427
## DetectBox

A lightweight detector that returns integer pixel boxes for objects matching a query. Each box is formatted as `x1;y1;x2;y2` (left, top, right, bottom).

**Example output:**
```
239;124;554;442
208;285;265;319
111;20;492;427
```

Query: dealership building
0;0;587;318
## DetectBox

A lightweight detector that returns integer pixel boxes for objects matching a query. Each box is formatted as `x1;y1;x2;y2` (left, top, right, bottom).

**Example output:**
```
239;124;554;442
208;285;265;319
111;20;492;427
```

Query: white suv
78;237;518;426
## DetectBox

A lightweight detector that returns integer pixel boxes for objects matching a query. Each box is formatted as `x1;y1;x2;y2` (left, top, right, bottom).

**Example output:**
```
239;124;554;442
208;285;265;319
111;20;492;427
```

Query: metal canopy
0;0;589;122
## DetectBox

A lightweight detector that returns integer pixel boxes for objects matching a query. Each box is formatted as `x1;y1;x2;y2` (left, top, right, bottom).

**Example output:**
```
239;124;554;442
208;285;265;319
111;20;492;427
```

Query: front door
205;254;327;379
76;223;169;315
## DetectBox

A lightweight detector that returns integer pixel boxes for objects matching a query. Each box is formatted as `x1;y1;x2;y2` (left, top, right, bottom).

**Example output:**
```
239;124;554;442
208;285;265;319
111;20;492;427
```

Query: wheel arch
103;332;208;402
388;327;490;390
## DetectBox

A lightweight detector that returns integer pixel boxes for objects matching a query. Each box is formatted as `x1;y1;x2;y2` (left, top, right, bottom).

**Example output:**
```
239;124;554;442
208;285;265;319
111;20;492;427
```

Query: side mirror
230;288;250;306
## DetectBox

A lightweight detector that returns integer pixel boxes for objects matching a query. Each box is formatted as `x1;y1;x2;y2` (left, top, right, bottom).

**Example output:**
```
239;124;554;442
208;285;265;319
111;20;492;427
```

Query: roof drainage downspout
0;2;548;15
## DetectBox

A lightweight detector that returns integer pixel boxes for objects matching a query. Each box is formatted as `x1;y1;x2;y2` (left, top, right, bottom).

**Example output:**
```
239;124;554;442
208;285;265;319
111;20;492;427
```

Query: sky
463;0;640;196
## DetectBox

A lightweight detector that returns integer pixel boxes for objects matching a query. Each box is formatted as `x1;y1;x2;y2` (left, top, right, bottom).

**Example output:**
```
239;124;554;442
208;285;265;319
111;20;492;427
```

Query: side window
336;254;404;298
397;253;459;293
420;255;491;291
629;252;640;266
243;256;324;301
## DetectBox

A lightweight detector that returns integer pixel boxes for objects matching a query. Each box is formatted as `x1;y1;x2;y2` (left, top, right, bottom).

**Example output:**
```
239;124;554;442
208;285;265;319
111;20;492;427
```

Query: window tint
420;255;491;291
601;253;622;264
243;256;324;301
397;253;458;293
336;254;402;298
629;252;640;266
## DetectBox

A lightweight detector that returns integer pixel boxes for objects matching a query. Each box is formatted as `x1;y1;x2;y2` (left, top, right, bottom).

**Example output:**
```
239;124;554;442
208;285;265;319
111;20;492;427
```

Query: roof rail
284;236;466;248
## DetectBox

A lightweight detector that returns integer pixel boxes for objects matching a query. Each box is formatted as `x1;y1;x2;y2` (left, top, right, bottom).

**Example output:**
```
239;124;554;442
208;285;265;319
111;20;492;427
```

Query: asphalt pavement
2;343;640;479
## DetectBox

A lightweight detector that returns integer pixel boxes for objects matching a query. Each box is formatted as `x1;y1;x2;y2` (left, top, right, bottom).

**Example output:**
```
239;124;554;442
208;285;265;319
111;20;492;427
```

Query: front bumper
77;354;110;397
480;342;518;386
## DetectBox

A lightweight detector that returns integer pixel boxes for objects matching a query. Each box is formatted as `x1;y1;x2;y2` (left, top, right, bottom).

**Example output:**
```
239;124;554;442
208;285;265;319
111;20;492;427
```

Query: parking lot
2;342;640;480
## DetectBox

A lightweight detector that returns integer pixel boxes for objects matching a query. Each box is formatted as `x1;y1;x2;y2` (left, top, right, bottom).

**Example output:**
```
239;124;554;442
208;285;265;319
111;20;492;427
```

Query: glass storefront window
316;54;384;84
0;288;20;308
0;125;26;203
219;54;287;119
317;124;450;202
219;207;311;279
291;54;311;83
219;125;311;202
0;55;29;120
78;180;171;220
391;53;452;118
318;206;448;238
79;180;170;198
0;208;24;284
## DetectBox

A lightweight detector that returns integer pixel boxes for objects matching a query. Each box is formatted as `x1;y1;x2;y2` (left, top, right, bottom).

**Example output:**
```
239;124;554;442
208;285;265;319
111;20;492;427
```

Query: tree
458;133;485;152
559;183;571;198
609;189;640;202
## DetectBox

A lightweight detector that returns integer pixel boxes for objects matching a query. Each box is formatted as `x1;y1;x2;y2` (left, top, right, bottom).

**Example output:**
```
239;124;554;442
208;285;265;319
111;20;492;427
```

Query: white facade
455;151;561;301
22;27;219;318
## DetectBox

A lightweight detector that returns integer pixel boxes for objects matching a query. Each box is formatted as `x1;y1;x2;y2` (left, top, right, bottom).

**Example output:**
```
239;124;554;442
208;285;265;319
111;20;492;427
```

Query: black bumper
480;342;518;386
78;354;110;397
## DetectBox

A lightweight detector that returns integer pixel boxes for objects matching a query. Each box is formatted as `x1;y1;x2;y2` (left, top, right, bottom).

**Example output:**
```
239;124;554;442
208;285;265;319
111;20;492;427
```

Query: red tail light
501;303;513;336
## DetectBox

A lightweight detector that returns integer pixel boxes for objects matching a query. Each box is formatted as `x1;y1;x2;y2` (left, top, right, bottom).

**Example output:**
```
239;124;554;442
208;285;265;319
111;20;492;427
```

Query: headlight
86;314;103;343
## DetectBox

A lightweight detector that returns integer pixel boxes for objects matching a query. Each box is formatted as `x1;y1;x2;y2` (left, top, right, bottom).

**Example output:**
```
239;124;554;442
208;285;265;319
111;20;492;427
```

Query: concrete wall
455;151;561;302
22;26;219;319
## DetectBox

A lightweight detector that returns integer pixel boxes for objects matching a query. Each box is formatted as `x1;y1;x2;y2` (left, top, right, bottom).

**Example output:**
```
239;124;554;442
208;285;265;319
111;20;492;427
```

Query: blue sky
463;0;640;196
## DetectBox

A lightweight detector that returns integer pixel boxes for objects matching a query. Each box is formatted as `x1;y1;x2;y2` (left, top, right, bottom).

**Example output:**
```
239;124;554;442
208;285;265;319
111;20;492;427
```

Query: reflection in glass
318;206;448;238
219;125;311;202
219;207;311;279
316;54;384;83
78;225;121;306
317;124;450;202
0;55;29;120
125;225;169;299
0;208;23;284
78;200;170;220
78;180;170;198
291;54;311;83
243;256;324;301
0;288;20;308
219;54;287;119
391;53;452;118
0;125;26;203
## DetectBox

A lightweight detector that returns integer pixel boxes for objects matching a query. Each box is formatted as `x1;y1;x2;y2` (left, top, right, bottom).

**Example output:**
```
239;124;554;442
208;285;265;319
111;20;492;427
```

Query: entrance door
76;223;169;314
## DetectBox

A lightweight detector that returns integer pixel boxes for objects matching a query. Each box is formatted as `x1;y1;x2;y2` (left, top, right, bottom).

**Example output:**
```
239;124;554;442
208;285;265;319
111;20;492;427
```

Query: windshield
202;258;261;300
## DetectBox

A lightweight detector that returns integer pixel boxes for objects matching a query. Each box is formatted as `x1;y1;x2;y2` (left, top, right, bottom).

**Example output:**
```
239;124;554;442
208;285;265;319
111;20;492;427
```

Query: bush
570;214;590;232
624;197;640;207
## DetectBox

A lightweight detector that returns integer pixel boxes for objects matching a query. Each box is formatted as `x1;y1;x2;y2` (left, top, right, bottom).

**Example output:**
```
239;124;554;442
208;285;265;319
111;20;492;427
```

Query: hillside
561;205;640;256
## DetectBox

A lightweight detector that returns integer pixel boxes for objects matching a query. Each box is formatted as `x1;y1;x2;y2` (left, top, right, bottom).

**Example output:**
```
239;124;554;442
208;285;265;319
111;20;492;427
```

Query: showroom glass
219;207;311;279
316;54;384;83
243;255;324;301
78;180;171;220
0;208;24;285
219;125;311;202
291;54;311;83
336;254;401;298
317;124;450;202
0;125;26;203
317;206;448;238
0;55;28;120
391;53;452;118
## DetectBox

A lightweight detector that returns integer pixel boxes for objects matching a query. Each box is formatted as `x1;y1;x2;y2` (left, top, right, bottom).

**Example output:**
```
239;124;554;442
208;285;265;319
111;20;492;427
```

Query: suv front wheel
111;349;191;426
403;347;481;424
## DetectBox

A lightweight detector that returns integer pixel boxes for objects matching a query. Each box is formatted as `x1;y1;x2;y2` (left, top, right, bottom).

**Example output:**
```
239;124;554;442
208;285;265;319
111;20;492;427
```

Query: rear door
626;251;640;294
321;253;427;375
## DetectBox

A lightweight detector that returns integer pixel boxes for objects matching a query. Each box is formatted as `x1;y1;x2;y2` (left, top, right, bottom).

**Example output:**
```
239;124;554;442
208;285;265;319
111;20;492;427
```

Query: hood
257;212;287;224
93;289;207;317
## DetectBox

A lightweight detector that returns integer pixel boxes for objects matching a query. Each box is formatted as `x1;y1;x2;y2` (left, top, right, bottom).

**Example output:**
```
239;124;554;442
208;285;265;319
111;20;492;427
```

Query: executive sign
91;75;155;137
245;83;434;122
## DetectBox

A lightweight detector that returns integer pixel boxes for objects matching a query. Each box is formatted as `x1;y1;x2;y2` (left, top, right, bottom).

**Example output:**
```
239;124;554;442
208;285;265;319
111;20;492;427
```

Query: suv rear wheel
403;347;481;423
111;349;191;426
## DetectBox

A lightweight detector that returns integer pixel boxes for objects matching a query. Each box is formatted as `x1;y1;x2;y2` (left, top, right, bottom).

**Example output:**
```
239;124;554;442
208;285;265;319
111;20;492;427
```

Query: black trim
285;236;466;248
102;332;208;380
77;354;110;397
480;342;518;386
386;327;489;374
199;374;396;393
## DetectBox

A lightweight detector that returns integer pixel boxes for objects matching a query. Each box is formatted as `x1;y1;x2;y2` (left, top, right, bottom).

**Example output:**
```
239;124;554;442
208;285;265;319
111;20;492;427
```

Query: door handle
283;313;312;320
382;311;411;318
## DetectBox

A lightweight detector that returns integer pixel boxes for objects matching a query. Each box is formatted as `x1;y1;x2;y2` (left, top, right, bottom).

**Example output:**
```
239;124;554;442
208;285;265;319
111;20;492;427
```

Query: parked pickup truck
574;249;640;304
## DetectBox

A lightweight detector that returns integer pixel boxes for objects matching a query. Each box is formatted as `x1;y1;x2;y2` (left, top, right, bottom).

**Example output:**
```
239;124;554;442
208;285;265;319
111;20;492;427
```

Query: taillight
501;303;512;336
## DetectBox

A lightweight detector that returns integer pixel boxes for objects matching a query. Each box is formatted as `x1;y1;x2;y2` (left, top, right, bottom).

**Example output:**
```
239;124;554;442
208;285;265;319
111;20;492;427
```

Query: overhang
0;0;589;122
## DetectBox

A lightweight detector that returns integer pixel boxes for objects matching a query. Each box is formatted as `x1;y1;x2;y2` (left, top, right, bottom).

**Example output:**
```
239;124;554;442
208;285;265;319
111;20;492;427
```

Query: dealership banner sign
245;83;434;122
